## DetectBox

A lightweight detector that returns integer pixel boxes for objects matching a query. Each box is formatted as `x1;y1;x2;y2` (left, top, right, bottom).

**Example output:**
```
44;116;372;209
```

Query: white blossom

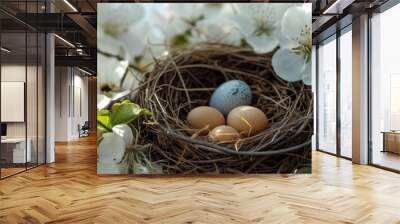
97;54;128;92
97;124;135;174
272;5;312;85
232;4;292;53
97;4;146;60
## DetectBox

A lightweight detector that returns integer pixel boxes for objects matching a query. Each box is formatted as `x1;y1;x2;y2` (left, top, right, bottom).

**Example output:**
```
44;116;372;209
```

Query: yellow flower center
103;21;126;37
252;10;275;37
292;24;312;63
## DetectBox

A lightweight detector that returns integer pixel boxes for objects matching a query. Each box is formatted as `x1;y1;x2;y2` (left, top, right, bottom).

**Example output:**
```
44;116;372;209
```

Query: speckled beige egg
209;125;240;143
187;106;225;131
227;106;268;137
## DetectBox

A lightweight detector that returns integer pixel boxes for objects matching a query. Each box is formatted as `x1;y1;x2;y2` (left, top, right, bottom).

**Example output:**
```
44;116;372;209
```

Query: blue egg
209;80;252;115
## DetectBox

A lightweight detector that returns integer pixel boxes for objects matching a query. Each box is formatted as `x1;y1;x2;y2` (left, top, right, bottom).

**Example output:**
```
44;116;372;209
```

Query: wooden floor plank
0;136;400;223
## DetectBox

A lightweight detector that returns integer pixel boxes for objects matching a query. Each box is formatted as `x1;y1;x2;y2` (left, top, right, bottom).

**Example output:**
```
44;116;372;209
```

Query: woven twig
135;44;313;174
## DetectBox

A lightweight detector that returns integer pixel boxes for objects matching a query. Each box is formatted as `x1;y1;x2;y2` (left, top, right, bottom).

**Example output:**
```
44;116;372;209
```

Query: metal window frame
315;22;353;161
367;0;400;173
315;0;400;172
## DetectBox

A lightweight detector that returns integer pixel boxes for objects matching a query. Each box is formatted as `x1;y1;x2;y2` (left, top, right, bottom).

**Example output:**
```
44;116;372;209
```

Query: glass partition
371;4;400;171
0;1;46;179
27;30;38;169
38;32;45;165
0;31;28;177
339;27;352;158
317;36;337;154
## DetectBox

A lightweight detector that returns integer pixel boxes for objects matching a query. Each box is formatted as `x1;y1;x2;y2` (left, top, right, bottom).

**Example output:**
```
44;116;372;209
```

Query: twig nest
136;44;313;174
209;125;240;143
227;106;268;137
187;106;225;131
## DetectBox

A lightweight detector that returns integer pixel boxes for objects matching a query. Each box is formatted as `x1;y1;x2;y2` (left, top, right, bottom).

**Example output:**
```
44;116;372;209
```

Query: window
370;3;400;171
317;36;337;154
339;28;352;158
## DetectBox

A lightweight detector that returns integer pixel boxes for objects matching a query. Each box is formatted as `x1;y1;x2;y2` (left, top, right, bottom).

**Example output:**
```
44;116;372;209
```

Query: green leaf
110;100;152;126
240;38;251;48
97;109;112;132
97;124;109;133
171;33;189;47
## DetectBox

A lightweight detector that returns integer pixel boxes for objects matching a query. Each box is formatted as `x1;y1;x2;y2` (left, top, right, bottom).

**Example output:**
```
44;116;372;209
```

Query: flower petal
110;90;131;102
97;32;123;56
97;54;129;88
272;48;305;82
280;6;311;49
98;132;126;163
97;162;129;174
112;124;134;146
119;29;145;59
197;19;241;45
230;7;253;37
97;4;120;27
246;35;279;54
97;94;111;109
121;70;143;92
98;4;144;37
301;62;312;86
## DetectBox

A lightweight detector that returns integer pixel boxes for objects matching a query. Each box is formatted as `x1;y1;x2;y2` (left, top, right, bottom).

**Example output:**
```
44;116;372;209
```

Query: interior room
0;16;46;178
0;0;400;223
0;0;96;180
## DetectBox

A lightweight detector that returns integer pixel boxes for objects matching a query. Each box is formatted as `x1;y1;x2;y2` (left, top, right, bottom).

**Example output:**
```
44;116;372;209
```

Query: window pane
38;33;46;165
371;4;400;171
1;31;28;177
340;29;352;158
318;37;337;154
27;31;38;169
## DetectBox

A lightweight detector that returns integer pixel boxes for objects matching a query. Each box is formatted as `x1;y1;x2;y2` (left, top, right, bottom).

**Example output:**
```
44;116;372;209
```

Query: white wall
1;64;46;164
55;67;69;141
54;67;89;141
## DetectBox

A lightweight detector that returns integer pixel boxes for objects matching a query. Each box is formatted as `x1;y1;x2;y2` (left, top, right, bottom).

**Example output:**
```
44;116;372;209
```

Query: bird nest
135;44;313;174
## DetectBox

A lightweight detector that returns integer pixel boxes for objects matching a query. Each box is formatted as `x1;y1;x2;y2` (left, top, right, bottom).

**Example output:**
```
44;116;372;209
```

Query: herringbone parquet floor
1;136;400;224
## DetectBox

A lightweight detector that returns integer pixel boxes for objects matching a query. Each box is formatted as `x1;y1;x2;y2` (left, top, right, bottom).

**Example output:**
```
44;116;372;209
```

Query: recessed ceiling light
63;0;78;12
78;67;93;76
323;0;354;15
1;47;11;53
54;34;75;48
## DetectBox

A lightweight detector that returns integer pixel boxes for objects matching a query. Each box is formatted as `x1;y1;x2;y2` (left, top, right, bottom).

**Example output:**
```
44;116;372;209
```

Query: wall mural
97;3;313;175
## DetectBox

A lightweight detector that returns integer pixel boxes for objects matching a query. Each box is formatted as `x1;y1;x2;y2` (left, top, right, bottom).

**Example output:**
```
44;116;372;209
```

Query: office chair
79;121;90;138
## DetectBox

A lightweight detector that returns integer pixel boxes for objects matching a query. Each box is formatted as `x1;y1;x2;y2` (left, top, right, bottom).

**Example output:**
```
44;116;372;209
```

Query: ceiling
311;0;390;43
0;0;395;74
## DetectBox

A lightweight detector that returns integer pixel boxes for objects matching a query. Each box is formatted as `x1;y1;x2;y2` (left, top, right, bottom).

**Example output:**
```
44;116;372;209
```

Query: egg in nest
187;106;225;132
227;106;268;137
209;80;252;115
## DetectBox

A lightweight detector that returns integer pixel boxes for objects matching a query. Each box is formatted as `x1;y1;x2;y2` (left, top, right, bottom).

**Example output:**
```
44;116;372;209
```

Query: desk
1;138;31;163
382;131;400;154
